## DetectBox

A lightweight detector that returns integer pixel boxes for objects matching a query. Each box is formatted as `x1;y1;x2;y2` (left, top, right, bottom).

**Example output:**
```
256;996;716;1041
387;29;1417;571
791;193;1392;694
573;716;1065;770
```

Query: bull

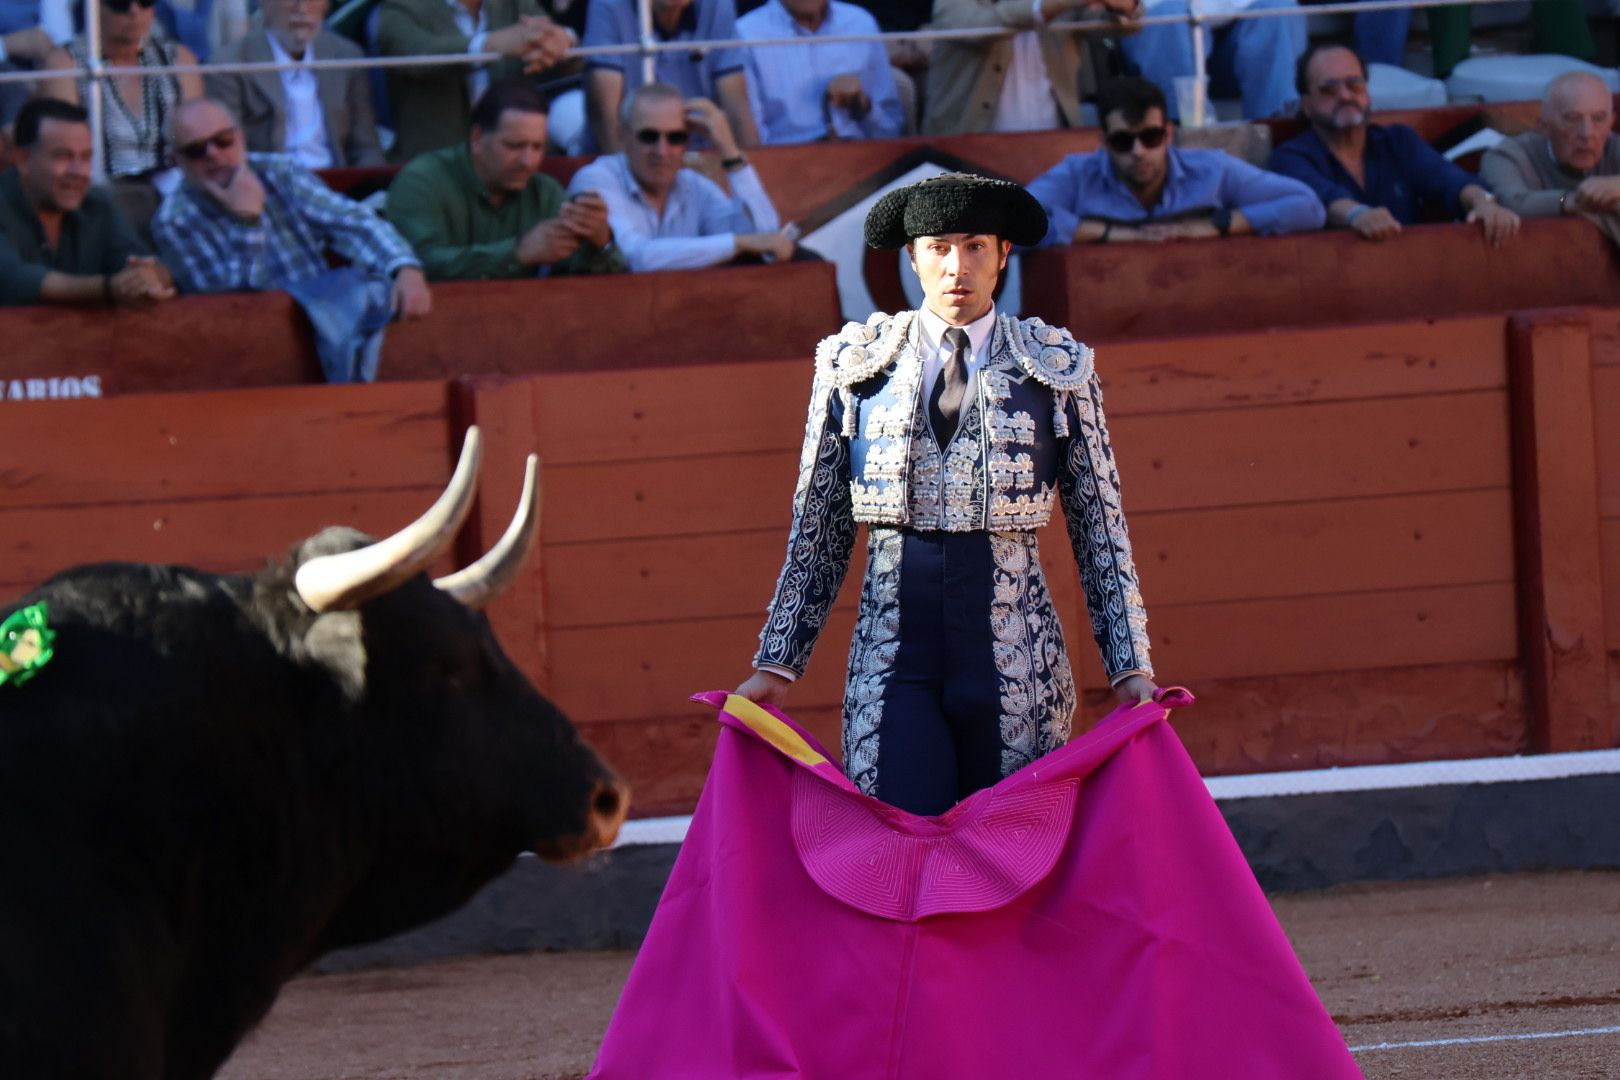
0;427;629;1079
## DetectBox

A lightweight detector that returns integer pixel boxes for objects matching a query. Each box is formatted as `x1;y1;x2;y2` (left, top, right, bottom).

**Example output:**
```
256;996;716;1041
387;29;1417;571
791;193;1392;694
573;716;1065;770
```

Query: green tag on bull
0;602;55;688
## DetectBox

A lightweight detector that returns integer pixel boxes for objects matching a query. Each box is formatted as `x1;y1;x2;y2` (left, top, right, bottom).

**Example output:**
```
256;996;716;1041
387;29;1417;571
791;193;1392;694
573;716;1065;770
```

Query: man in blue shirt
583;0;760;154
1269;43;1520;246
1027;77;1323;245
737;0;903;145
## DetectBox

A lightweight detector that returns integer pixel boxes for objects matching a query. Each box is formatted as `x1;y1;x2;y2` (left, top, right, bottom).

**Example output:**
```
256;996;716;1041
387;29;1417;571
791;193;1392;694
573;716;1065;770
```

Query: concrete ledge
316;753;1620;972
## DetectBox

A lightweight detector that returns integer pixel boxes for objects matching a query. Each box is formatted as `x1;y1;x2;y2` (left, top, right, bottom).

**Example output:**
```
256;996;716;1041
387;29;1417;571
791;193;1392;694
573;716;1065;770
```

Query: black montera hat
864;172;1048;250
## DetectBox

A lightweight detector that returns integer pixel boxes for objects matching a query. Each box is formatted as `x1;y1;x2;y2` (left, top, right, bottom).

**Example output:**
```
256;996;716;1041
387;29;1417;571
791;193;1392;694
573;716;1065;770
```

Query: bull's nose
590;778;630;848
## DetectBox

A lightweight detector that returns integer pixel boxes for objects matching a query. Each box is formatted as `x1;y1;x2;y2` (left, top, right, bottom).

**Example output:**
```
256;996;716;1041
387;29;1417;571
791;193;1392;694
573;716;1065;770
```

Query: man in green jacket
386;80;625;280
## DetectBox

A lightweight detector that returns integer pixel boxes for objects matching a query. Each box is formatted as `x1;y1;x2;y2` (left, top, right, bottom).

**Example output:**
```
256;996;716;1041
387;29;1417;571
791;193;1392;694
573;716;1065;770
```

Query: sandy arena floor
219;870;1620;1079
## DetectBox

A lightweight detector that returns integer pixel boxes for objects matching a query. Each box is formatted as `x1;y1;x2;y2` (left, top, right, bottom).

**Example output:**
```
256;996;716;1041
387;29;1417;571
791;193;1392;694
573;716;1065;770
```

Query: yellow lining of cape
723;694;831;768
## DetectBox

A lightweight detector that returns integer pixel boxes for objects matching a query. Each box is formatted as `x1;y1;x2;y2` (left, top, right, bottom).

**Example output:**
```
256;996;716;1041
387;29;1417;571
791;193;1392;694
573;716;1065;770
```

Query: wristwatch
1211;207;1233;237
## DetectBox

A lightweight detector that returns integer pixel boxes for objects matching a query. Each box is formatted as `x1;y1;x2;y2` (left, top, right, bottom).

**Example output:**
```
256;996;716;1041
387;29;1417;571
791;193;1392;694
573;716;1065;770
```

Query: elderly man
737;0;903;144
206;0;385;168
1481;71;1620;245
582;0;759;154
925;0;1139;135
735;172;1159;815
1028;76;1322;244
377;0;572;162
153;98;428;379
1270;43;1520;247
0;98;172;307
387;80;624;280
567;82;792;270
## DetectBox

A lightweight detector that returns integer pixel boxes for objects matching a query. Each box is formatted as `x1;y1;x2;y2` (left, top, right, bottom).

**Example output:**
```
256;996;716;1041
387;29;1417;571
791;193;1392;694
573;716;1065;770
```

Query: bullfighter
736;172;1161;815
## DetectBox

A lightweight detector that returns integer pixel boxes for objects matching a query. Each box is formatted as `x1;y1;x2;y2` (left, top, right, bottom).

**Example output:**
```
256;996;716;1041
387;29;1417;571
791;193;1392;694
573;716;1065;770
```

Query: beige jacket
206;29;387;168
922;0;1129;136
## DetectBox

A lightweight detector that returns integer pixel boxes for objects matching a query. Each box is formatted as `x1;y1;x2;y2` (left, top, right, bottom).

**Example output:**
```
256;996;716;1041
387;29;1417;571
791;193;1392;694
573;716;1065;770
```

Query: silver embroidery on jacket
842;528;904;796
989;532;1077;776
1058;379;1153;681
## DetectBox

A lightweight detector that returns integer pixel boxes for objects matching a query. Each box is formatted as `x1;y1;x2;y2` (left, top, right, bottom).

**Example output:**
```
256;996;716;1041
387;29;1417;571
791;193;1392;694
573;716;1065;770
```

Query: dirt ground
220;870;1620;1080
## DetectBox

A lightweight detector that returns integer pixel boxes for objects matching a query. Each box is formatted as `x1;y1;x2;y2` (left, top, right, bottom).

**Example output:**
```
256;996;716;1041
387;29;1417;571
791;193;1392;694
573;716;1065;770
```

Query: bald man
1480;71;1620;242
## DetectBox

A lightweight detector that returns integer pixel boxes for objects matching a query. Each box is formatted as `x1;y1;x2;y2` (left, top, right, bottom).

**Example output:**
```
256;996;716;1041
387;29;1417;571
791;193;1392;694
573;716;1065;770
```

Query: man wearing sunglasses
1;98;174;308
152;98;429;316
1269;43;1520;248
1027;77;1322;246
567;81;793;270
388;80;625;279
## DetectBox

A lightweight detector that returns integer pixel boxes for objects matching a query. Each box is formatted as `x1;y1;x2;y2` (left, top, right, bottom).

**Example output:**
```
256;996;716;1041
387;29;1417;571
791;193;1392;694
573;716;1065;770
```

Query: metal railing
0;0;1543;168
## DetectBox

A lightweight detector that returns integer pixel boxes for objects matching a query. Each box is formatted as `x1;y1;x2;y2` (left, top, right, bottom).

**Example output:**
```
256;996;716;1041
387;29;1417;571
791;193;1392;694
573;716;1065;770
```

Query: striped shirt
737;0;903;145
152;153;419;294
66;36;182;178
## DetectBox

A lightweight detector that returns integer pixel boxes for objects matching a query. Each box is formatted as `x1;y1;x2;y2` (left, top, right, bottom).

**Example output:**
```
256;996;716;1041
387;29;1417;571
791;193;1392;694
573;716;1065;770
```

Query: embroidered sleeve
753;362;858;677
1057;373;1153;683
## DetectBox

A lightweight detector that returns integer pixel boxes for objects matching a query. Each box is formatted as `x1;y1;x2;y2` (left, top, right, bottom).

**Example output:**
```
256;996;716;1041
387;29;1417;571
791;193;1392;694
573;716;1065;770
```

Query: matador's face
909;233;1009;327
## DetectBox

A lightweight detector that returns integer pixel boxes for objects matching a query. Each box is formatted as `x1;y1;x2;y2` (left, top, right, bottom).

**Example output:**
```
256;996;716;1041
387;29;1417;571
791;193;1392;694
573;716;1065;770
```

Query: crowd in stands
0;0;1618;374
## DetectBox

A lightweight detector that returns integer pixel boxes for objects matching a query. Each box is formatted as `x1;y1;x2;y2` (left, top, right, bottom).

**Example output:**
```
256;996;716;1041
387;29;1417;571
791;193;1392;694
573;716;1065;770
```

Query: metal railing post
1188;0;1208;127
638;0;655;87
85;0;106;180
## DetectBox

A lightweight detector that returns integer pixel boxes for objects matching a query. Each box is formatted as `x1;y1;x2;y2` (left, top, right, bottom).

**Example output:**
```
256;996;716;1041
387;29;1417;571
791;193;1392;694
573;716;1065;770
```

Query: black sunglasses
177;127;238;161
104;0;158;12
633;128;690;147
1105;126;1168;153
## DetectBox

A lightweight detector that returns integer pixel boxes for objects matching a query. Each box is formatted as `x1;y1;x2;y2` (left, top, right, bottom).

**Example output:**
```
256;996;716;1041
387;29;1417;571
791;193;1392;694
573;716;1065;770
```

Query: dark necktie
929;327;970;448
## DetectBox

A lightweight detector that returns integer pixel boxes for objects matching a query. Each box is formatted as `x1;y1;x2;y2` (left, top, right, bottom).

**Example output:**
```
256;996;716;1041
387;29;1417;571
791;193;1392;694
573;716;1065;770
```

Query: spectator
1027;77;1323;245
1481;71;1620;246
567;82;792;271
152;98;429;379
0;98;173;307
737;0;903;144
38;0;205;181
1425;0;1594;80
583;0;759;154
924;0;1141;135
1121;0;1304;121
376;0;572;162
387;80;624;280
155;0;251;62
206;0;386;168
0;0;73;126
1269;44;1519;247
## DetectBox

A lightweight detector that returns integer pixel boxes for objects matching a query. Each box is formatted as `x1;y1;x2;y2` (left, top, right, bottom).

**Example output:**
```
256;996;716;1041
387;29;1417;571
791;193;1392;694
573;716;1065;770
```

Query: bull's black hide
0;529;620;1080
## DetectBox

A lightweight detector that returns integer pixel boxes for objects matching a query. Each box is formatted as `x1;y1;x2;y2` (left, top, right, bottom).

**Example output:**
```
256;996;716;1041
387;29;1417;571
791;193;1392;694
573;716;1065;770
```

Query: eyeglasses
176;127;239;161
103;0;158;12
1314;76;1368;96
1105;126;1168;153
633;128;690;147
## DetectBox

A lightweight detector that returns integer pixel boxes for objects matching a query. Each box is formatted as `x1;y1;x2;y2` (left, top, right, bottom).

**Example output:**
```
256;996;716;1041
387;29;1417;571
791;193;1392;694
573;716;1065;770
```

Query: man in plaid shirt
153;98;431;317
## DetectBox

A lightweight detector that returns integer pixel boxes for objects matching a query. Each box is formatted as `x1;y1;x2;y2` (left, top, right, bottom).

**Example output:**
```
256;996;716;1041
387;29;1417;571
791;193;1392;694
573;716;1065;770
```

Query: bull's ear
303;610;367;701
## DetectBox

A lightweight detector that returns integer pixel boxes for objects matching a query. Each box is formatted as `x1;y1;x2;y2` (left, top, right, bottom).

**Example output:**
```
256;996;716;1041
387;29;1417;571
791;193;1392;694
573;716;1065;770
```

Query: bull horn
434;454;540;608
295;427;484;613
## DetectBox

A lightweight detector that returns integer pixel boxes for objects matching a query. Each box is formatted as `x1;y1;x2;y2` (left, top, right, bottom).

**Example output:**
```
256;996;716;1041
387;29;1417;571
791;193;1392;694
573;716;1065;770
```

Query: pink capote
589;690;1364;1080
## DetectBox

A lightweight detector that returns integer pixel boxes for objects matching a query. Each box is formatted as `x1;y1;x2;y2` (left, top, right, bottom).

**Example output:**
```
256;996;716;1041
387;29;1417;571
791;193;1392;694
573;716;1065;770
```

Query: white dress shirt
448;0;492;106
916;302;997;402
267;33;333;170
990;0;1061;133
567;153;781;272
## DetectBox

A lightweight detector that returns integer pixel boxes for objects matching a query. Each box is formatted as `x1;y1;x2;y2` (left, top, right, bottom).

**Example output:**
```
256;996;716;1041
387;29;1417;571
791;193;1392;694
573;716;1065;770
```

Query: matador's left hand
1114;674;1160;705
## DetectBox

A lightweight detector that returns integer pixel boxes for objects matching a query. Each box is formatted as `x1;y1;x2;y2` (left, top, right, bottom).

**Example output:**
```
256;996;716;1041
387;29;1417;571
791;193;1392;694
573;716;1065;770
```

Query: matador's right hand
735;669;792;708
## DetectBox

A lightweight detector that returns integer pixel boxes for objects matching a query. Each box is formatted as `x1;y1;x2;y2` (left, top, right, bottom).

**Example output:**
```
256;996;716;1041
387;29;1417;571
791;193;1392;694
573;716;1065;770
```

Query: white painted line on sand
1349;1025;1620;1053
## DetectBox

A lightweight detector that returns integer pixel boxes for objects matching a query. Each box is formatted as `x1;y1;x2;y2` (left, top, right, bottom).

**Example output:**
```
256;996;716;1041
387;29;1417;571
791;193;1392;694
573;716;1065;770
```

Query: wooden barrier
7;214;1614;402
8;305;1619;812
1022;216;1620;340
0;260;840;397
